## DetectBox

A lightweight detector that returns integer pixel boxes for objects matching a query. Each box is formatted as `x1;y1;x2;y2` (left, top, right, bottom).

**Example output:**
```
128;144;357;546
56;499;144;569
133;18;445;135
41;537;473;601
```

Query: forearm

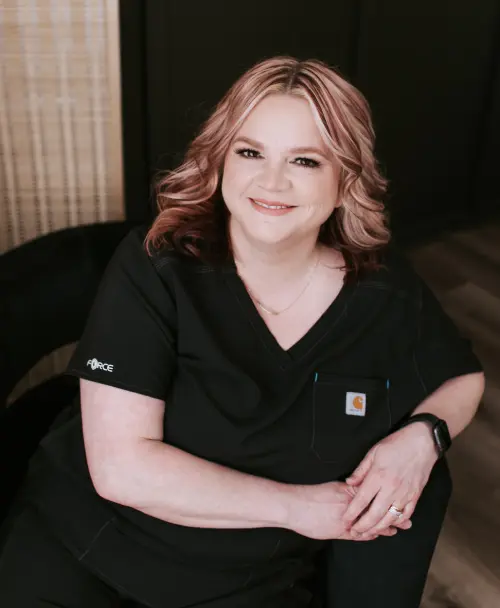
411;371;485;438
100;438;294;529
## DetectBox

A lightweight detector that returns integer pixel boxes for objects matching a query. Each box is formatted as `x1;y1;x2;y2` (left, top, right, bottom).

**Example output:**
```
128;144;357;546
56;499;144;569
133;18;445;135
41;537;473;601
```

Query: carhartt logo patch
87;358;114;372
346;392;366;416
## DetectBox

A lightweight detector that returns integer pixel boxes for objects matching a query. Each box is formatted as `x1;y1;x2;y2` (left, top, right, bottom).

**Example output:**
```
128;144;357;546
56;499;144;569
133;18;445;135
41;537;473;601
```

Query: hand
285;481;411;542
342;422;439;537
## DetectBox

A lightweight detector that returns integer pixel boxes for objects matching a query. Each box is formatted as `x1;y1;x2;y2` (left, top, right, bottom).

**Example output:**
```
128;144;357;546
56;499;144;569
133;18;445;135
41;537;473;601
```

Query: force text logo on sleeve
87;358;114;372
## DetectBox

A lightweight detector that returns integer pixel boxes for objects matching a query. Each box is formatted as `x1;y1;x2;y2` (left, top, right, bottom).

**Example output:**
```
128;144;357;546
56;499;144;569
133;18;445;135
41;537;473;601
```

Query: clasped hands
289;422;439;541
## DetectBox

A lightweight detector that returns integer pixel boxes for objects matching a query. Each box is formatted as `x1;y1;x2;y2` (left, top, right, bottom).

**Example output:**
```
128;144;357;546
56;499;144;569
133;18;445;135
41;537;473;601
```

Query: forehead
236;94;327;150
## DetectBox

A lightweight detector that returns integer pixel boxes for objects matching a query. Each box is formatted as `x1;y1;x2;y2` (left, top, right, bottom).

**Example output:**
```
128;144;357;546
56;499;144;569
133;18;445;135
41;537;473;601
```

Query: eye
235;147;261;159
294;157;321;169
234;148;321;169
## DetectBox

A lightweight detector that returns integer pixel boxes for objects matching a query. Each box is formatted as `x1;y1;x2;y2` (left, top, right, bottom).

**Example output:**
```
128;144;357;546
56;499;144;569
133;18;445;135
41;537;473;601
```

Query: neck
230;221;320;285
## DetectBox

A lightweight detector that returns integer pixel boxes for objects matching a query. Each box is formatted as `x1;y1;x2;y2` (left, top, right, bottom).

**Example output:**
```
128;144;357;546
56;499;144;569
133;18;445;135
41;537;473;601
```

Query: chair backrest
0;220;137;408
0;221;137;523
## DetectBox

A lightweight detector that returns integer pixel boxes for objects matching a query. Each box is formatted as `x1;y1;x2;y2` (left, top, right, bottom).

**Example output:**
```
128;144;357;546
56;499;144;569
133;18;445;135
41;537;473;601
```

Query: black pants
0;459;451;608
317;457;453;607
0;503;145;608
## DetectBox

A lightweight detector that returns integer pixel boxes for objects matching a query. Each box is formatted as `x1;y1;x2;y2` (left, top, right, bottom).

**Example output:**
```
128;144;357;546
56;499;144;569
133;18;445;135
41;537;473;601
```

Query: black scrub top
23;225;483;607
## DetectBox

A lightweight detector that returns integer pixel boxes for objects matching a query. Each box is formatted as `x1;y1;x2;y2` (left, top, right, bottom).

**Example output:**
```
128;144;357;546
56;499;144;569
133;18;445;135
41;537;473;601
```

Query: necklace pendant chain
238;251;320;316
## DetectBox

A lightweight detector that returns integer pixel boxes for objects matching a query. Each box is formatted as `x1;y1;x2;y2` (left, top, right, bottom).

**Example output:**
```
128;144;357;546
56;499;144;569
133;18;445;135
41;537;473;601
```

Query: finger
345;451;375;486
360;506;407;537
363;499;416;536
349;524;395;541
377;526;398;537
394;518;412;530
402;499;417;520
342;479;380;526
383;499;416;532
355;534;380;541
342;533;378;542
351;492;401;534
355;528;397;542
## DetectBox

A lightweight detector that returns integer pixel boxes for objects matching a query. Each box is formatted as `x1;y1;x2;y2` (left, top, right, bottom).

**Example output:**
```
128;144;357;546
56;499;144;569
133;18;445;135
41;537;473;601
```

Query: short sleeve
384;251;484;423
411;277;483;396
65;227;177;400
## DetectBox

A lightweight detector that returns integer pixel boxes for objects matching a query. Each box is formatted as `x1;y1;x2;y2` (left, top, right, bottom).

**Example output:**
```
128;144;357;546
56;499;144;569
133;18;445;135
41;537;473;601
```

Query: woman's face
221;93;341;248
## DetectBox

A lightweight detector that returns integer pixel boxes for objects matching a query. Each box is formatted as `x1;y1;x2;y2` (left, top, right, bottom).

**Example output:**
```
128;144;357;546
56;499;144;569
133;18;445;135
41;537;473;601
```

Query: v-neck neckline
221;259;358;370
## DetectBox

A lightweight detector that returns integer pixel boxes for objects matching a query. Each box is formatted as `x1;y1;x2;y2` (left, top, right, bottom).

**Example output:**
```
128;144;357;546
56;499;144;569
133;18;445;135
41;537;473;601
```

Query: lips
248;198;296;217
250;198;294;210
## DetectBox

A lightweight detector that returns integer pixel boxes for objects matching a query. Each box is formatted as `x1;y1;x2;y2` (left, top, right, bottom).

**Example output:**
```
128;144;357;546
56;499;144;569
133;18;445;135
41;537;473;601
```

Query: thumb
345;451;375;485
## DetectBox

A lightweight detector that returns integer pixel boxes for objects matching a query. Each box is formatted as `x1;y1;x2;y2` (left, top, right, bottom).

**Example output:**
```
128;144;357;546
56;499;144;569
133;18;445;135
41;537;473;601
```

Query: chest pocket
311;373;391;467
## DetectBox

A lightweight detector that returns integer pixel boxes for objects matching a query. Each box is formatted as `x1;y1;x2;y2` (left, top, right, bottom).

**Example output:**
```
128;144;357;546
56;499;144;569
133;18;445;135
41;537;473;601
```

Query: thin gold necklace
235;251;320;316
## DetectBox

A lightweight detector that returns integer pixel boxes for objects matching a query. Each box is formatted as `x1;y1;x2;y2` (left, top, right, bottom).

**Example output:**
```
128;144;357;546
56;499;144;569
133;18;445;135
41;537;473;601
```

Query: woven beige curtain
1;0;124;402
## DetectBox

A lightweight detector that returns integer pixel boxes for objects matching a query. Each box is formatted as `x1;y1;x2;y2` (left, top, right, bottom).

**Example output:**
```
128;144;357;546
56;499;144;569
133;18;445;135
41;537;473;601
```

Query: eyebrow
232;136;329;158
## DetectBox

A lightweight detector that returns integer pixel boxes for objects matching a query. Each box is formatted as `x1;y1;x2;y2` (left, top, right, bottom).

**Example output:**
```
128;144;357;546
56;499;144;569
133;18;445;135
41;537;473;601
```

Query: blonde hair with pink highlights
146;56;390;275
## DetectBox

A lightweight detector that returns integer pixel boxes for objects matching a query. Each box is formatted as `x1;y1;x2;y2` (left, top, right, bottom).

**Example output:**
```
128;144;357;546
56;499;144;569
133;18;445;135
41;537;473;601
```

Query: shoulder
114;225;219;293
111;224;193;273
360;243;423;303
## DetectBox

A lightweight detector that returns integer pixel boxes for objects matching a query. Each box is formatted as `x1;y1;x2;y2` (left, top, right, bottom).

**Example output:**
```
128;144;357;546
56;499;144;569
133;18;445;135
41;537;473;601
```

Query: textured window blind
0;0;124;251
1;0;124;402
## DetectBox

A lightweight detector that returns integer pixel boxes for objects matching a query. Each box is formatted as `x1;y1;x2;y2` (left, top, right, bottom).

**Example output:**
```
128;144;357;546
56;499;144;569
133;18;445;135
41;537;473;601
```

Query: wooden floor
407;223;500;608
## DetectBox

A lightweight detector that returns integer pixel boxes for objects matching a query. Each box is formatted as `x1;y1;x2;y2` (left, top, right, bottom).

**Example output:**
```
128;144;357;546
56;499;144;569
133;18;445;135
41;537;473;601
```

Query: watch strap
397;413;451;457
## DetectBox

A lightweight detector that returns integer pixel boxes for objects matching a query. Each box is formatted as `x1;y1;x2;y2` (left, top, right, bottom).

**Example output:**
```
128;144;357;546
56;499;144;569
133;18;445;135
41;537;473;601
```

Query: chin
230;210;298;246
247;226;295;246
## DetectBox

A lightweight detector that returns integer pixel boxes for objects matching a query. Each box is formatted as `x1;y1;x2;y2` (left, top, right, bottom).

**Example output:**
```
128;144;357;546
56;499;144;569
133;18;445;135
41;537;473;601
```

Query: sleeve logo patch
86;358;114;372
346;392;366;416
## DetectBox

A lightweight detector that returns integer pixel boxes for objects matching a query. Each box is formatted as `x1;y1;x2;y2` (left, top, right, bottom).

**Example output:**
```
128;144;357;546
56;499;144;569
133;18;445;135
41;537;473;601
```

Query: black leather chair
0;221;136;523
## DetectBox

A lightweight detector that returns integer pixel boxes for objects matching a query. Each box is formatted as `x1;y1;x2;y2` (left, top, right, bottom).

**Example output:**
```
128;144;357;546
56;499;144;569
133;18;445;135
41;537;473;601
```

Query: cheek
222;160;253;195
222;173;248;214
304;177;339;211
221;162;237;200
221;178;235;213
317;172;340;210
310;202;337;227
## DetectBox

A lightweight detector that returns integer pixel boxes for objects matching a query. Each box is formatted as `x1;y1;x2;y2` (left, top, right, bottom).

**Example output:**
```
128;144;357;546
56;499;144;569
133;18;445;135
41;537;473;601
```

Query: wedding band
388;505;404;517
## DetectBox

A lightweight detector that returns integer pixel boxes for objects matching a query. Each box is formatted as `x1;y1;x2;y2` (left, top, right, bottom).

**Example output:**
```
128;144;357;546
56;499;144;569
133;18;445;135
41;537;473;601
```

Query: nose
256;161;290;192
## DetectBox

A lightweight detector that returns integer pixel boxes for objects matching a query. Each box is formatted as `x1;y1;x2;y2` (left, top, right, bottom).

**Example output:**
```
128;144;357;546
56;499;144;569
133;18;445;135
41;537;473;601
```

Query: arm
342;372;484;534
359;370;485;485
116;441;291;528
342;268;485;534
82;379;401;541
408;278;485;439
409;371;485;443
81;379;291;529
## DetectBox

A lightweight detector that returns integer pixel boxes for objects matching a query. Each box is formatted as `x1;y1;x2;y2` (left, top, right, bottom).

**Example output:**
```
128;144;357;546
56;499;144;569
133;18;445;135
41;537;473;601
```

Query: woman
0;56;484;607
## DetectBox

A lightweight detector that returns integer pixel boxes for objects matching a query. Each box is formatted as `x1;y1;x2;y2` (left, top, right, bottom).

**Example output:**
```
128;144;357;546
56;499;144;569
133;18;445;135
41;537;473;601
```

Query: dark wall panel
120;0;500;240
118;0;150;221
473;8;500;217
144;1;360;180
356;0;500;239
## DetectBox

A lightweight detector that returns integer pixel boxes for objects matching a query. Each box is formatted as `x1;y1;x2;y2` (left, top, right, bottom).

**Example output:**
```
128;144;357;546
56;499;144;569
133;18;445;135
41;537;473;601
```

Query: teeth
252;199;290;210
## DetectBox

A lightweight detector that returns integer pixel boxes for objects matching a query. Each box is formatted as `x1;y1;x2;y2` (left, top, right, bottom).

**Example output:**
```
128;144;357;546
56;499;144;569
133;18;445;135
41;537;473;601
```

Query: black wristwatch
397;413;452;458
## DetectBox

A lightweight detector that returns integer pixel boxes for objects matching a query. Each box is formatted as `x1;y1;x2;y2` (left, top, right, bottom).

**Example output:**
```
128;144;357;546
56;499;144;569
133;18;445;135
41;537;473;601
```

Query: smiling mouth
250;198;294;210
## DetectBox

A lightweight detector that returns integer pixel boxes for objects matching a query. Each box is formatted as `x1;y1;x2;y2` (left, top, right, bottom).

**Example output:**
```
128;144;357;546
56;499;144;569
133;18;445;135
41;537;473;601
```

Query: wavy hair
145;56;390;276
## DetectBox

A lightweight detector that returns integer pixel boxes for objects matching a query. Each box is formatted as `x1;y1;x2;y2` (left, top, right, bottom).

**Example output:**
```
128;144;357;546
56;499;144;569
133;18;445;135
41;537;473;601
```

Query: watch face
434;420;451;452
